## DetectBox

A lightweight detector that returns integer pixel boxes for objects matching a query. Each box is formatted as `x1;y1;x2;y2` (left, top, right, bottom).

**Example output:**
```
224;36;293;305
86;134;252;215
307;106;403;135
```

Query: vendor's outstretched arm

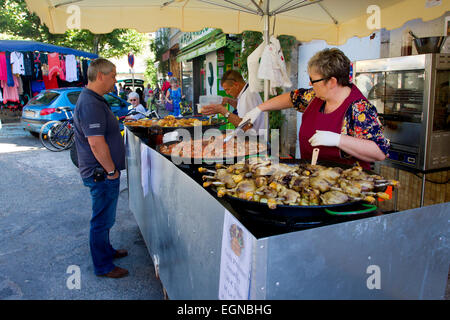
239;92;293;126
339;135;387;162
258;92;294;112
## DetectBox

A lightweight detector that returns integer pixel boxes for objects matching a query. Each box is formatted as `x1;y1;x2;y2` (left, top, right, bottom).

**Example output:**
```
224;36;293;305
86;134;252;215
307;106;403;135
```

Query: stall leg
163;287;169;300
420;172;426;207
393;168;399;212
153;254;160;280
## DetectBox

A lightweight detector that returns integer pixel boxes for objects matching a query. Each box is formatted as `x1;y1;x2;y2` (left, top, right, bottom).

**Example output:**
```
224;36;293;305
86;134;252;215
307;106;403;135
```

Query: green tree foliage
144;29;170;85
226;31;295;130
144;40;158;86
0;0;146;58
149;29;170;75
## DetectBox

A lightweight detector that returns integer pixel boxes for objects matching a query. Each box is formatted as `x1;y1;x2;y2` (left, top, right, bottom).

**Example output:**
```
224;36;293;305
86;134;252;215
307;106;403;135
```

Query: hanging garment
41;63;49;76
5;52;15;87
23;52;34;77
1;75;20;103
11;51;25;75
39;52;48;64
247;42;265;93
17;76;23;95
48;52;62;80
59;54;66;81
65;54;78;82
257;36;292;95
32;52;43;80
0;52;7;81
31;80;45;96
43;74;58;89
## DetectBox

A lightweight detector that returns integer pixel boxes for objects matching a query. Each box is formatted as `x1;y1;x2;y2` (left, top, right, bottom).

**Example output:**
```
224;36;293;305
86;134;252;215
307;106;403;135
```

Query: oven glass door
433;69;450;132
384;70;425;122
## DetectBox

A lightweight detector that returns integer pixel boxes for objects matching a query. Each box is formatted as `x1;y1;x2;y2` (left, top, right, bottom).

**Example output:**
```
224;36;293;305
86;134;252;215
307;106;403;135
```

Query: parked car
21;87;131;136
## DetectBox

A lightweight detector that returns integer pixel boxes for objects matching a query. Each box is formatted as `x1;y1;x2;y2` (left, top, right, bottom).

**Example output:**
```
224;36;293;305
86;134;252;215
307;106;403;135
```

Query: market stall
125;127;449;300
0;40;97;119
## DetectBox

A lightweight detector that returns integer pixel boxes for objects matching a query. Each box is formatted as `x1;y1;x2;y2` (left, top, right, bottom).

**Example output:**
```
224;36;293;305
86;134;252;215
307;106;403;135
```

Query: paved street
0;122;164;299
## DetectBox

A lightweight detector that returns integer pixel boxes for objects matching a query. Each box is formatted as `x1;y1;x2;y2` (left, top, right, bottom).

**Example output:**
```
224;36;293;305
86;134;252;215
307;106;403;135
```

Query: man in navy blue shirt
73;58;128;278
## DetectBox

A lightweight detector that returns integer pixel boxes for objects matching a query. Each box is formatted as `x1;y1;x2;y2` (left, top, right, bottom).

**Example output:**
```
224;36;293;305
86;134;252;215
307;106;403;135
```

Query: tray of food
158;134;268;163
125;115;226;136
199;158;399;219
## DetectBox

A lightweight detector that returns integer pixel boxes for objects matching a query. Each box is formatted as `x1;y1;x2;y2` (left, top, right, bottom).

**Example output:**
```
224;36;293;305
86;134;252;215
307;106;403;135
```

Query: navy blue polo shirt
73;88;125;179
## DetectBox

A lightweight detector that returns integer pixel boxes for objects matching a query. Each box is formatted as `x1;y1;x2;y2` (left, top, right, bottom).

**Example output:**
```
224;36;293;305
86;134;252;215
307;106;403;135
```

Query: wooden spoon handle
311;148;320;166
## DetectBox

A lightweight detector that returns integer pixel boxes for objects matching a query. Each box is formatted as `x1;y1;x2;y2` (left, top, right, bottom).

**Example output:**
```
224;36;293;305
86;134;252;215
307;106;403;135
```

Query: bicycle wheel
39;121;64;152
48;121;74;151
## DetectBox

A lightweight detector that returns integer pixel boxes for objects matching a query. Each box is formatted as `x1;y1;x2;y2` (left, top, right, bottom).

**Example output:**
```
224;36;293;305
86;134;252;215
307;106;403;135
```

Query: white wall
388;14;449;57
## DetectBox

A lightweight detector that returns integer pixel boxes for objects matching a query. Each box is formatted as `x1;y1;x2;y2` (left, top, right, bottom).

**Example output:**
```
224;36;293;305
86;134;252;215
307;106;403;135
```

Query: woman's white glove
308;130;341;147
238;106;262;127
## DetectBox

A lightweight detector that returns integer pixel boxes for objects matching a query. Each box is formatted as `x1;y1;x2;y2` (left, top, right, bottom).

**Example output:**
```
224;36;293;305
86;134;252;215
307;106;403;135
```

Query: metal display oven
354;54;450;172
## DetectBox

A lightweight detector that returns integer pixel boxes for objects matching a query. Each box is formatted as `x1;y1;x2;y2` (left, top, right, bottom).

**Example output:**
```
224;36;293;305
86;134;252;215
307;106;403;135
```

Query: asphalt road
0;122;164;300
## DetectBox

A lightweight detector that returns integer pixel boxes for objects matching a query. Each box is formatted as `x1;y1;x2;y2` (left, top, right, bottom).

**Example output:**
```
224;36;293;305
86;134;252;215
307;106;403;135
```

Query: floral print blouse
290;88;390;156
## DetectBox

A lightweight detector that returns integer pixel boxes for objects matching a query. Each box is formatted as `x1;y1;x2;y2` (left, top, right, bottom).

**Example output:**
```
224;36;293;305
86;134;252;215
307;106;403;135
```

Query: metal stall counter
125;128;450;300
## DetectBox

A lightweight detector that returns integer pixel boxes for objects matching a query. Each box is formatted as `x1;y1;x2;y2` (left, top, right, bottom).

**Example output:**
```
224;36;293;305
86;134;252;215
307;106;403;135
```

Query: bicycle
128;108;161;120
39;107;74;152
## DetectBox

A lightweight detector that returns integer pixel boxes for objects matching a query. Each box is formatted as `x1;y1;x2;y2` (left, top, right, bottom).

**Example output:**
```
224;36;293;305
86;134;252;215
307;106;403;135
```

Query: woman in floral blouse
240;48;389;169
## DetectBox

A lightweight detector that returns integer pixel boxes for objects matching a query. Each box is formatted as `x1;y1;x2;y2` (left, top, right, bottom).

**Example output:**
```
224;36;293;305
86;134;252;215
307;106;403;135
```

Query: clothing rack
0;40;98;113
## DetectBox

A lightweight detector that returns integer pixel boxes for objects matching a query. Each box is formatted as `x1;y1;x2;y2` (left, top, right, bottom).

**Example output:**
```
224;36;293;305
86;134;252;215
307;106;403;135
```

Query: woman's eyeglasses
309;77;330;84
129;99;137;101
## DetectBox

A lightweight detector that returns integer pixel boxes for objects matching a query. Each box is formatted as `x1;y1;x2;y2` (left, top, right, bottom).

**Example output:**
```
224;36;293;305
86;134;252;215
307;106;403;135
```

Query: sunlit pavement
0;122;164;300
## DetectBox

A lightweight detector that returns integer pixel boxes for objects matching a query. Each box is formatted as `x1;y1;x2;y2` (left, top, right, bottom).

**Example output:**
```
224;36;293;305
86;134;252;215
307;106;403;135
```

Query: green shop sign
177;34;227;62
180;28;215;49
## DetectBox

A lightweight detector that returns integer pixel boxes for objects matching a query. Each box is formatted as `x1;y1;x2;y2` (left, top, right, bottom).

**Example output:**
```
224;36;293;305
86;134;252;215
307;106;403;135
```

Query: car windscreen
27;91;60;106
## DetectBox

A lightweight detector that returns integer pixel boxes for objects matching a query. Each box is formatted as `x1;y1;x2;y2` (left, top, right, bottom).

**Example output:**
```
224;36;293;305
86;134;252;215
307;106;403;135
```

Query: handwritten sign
218;210;254;300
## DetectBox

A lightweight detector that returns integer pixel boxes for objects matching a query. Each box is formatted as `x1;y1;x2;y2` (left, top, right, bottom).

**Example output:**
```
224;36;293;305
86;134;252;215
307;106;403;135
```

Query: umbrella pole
263;6;270;135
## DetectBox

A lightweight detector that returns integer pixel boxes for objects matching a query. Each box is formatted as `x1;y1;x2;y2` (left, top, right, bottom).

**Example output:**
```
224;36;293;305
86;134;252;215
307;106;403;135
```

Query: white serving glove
308;130;341;147
163;131;179;144
238;106;263;127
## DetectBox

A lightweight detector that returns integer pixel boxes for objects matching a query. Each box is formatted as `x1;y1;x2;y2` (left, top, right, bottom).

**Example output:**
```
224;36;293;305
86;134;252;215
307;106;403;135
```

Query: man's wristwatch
107;169;116;177
224;111;231;119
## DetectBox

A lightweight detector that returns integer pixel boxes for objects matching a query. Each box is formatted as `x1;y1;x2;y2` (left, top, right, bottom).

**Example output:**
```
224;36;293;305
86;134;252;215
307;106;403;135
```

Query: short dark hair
221;70;244;86
308;48;351;87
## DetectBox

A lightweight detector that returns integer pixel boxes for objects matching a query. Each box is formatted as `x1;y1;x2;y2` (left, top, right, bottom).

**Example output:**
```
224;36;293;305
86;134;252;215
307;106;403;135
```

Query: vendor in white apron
201;70;267;134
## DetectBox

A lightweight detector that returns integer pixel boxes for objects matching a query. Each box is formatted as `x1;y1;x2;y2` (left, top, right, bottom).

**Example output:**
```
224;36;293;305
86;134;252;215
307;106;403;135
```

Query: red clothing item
43;75;59;89
299;85;371;170
48;52;62;80
161;81;171;93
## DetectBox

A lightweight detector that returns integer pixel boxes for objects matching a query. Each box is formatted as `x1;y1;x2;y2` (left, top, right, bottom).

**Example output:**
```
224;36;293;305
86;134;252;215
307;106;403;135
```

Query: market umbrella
25;0;448;45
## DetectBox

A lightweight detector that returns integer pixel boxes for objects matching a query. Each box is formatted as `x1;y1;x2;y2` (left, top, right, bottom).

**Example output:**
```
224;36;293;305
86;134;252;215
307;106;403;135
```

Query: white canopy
25;0;449;45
